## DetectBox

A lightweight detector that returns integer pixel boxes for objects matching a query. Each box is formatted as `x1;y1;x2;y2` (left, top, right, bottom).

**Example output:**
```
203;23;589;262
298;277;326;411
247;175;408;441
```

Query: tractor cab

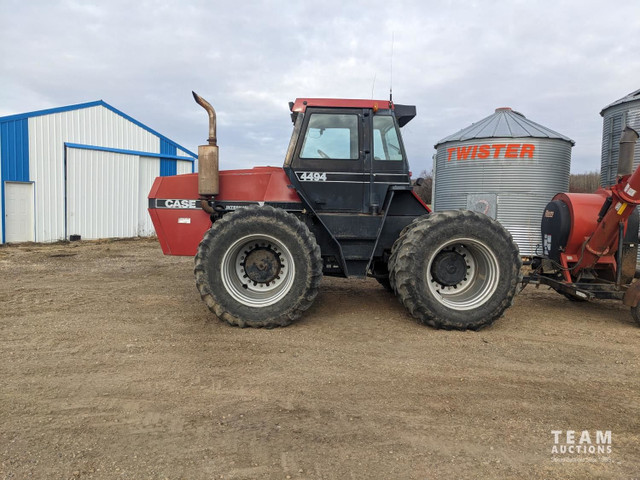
282;98;425;277
284;98;415;214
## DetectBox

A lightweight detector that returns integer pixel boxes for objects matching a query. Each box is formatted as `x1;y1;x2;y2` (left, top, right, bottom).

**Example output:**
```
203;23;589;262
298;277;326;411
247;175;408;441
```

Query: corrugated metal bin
434;108;574;256
600;88;640;187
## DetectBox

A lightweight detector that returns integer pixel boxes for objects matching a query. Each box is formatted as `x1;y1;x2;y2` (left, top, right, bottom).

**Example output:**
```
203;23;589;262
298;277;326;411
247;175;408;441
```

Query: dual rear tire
389;210;521;330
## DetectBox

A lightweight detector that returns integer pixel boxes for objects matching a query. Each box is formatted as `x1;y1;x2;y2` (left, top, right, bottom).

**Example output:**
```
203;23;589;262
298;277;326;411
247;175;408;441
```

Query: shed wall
67;149;140;239
139;157;160;236
0;149;2;243
29;105;161;242
176;160;193;175
65;151;192;240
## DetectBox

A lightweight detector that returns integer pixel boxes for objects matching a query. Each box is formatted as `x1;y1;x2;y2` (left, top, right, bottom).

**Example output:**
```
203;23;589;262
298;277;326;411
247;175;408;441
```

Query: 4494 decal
298;171;327;182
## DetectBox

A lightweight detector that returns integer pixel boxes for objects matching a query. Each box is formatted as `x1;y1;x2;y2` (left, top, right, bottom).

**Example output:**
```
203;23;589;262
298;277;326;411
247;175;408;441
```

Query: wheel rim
426;238;500;310
220;234;295;307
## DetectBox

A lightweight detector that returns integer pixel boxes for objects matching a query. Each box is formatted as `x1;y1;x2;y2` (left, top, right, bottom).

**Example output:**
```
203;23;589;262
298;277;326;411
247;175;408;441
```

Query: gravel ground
1;237;639;479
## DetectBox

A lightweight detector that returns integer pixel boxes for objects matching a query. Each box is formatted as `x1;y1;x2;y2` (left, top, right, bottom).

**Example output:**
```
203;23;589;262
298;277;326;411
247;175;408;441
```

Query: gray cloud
1;0;639;173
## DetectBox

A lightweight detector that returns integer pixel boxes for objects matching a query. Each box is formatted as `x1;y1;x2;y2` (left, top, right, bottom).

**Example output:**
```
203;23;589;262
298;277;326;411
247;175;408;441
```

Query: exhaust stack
192;91;219;198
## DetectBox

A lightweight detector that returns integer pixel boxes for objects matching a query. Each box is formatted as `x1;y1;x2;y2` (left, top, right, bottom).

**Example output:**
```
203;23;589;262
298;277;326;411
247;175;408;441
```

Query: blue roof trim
0;101;104;123
160;139;178;177
1;119;30;181
160;159;178;177
0;100;197;158
65;142;195;162
160;138;178;156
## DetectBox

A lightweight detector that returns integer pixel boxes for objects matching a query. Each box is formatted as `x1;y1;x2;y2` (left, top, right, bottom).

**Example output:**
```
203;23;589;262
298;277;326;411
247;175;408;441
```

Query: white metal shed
0;101;195;243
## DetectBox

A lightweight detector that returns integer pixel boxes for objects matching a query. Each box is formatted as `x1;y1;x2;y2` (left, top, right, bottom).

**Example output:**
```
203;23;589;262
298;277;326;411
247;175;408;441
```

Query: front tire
194;206;322;328
391;210;521;330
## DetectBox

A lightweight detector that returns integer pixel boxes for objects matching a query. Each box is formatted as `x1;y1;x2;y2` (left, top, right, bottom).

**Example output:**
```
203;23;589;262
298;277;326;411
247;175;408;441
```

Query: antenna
389;31;394;103
371;72;377;99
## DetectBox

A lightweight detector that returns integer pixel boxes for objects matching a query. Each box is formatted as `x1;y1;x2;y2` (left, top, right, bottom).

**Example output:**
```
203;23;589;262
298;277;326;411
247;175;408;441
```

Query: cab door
368;113;412;210
288;108;365;212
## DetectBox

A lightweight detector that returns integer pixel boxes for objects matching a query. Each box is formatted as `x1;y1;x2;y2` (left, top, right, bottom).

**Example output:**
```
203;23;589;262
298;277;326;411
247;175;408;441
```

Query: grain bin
434;108;574;256
600;88;640;187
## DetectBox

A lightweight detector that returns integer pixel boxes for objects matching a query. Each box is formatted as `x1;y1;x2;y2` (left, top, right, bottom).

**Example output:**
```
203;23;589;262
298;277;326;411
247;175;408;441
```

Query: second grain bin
600;88;640;187
434;108;574;256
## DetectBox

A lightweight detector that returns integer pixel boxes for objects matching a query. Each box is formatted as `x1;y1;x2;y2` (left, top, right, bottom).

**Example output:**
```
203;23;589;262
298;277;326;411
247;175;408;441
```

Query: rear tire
391;210;521;330
388;215;430;291
194;206;322;328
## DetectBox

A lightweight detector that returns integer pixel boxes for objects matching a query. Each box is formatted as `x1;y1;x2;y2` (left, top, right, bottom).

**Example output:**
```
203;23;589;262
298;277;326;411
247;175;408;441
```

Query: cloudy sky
1;0;639;174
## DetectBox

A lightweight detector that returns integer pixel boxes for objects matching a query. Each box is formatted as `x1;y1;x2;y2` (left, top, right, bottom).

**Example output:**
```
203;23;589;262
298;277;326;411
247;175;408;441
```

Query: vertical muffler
192;92;220;206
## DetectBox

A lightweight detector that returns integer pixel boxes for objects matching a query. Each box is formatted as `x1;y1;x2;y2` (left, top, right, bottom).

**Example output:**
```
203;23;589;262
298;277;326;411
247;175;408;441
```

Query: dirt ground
1;237;639;480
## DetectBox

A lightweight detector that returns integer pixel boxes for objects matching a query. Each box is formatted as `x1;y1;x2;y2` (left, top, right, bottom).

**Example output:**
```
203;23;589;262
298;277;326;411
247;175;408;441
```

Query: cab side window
300;114;359;160
373;116;403;161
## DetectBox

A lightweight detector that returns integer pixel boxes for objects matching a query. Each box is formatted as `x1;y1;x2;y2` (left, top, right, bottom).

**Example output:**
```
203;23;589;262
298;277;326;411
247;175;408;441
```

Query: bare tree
569;171;601;193
412;169;432;204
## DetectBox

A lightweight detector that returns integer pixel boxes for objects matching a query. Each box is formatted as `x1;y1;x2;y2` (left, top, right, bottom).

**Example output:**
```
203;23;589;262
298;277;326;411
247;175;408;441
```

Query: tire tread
391;210;521;330
194;206;322;328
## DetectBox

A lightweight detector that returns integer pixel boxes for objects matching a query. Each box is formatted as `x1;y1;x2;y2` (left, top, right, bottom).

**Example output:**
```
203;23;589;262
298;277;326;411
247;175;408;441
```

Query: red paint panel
148;167;301;256
554;191;609;255
148;167;299;203
148;173;200;200
217;167;300;202
148;208;211;256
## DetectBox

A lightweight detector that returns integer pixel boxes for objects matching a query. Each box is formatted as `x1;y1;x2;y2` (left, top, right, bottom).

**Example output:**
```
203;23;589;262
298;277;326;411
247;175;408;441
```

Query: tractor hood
148;167;301;256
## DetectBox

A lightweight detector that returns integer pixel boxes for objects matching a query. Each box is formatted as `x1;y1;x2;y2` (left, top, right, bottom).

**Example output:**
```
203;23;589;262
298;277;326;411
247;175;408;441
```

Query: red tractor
148;93;521;329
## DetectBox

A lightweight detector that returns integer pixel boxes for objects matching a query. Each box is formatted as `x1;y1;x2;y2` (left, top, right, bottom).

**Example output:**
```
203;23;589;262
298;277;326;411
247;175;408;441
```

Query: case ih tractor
148;93;521;330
